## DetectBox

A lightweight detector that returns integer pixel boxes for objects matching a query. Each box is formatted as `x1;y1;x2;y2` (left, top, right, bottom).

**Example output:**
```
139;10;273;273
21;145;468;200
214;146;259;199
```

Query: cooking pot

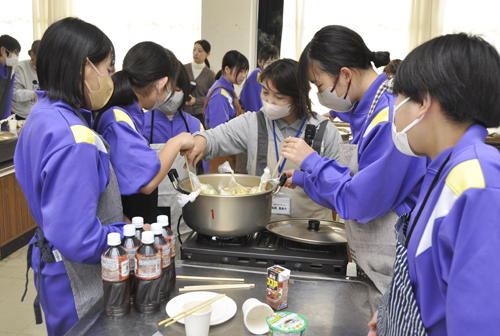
168;169;287;237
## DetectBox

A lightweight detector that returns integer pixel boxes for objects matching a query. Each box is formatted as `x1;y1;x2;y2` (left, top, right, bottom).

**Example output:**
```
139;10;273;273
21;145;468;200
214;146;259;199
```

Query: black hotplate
181;230;348;276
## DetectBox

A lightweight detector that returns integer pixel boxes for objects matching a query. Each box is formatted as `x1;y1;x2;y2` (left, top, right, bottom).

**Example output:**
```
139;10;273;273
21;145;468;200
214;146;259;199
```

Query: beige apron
337;141;397;300
265;140;332;221
151;143;194;235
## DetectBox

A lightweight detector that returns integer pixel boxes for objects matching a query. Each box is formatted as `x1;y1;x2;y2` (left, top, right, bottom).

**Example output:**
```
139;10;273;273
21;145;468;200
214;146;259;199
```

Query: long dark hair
177;60;191;111
297;25;390;112
216;50;249;82
37;17;113;109
260;58;311;120
194;39;211;68
103;42;180;109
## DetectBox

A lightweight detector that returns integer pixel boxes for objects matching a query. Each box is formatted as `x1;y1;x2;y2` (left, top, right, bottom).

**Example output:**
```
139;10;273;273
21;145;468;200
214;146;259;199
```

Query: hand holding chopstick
159;293;226;327
272;156;284;179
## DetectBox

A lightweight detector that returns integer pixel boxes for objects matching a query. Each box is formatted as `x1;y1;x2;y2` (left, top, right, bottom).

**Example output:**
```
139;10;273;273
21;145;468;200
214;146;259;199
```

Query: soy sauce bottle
134;231;161;314
157;215;176;290
132;216;144;241
121;224;141;303
151;223;171;301
102;232;131;316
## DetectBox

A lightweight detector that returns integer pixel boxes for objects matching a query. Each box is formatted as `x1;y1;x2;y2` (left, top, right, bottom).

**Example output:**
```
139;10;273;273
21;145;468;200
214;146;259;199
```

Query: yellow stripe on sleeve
446;159;485;196
370;107;389;127
70;125;94;144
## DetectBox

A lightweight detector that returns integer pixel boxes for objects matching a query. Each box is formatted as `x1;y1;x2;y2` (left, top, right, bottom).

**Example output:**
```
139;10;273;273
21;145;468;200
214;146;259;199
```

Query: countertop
0;160;14;178
66;261;376;336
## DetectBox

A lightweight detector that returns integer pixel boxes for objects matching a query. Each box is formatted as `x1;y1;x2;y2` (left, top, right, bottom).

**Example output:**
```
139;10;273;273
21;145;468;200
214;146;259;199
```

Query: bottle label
123;246;139;272
101;254;129;282
134;252;161;279
157;243;171;268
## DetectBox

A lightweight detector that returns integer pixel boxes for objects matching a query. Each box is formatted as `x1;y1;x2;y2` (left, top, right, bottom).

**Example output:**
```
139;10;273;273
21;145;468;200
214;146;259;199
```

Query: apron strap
255;110;268;176
20;227;55;325
312;120;328;154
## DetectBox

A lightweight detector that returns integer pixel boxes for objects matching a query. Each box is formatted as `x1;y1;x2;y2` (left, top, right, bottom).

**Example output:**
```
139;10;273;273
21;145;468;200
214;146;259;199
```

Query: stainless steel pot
168;169;286;237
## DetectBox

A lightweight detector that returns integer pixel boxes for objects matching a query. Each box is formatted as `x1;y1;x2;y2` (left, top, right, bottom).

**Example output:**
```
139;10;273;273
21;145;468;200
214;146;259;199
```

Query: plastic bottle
102;232;131;316
157;215;176;290
134;231;162;314
121;224;141;303
151;223;171;301
132;216;144;241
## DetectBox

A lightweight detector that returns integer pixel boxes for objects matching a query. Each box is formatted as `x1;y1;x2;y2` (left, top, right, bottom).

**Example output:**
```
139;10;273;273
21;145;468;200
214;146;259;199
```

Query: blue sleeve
40;144;125;264
294;122;426;223
102;121;161;195
329;110;351;123
437;188;500;335
1;73;15;128
239;76;263;112
205;92;231;129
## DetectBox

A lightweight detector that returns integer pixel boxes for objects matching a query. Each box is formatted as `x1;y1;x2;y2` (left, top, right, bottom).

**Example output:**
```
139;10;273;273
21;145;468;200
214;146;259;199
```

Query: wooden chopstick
159;293;225;327
176;275;245;282
271;156;284;178
179;284;255;292
184;156;195;191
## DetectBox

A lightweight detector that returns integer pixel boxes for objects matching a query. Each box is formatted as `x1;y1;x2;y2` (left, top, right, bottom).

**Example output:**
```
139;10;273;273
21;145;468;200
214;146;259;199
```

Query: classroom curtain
408;0;445;50
32;0;75;40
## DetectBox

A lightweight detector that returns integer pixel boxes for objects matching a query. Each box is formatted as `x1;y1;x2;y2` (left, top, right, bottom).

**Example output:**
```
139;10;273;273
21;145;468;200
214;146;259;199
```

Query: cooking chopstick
159;293;225;327
271;156;284;178
184;155;195;191
179;284;255;292
176;275;245;282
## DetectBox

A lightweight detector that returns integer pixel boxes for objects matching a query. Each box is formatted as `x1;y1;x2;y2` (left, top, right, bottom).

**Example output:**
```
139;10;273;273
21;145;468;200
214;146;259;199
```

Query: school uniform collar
35;89;92;125
120;101;144;130
274;116;306;132
216;76;235;93
351;72;388;117
0;62;10;79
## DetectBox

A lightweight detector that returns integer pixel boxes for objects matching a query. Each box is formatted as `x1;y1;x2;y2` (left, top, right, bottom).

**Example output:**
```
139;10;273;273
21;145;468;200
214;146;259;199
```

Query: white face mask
316;80;354;113
4;49;18;67
151;81;172;111
391;97;426;157
262;100;291;120
158;91;184;115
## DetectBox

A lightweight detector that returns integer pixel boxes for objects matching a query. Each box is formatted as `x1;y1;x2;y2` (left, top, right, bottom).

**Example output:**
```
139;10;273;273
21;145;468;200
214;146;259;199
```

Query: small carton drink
266;265;290;310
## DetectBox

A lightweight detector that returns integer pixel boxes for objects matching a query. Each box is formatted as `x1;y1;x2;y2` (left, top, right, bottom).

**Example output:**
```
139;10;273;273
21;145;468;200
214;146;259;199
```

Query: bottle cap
132;217;144;225
107;232;121;246
151;223;162;235
123;224;136;237
141;231;154;244
157;215;169;227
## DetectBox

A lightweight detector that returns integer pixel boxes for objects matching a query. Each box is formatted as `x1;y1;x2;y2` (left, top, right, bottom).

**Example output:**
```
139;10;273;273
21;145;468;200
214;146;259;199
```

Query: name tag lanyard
273;118;307;174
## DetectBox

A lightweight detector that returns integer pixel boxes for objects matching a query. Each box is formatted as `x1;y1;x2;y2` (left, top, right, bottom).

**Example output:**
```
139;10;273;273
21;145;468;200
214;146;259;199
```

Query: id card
272;193;291;215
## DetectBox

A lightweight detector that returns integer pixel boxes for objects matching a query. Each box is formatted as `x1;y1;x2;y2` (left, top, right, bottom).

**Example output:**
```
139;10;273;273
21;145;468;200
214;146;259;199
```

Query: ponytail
102;69;138;111
215;70;222;80
204;58;211;68
370;51;390;68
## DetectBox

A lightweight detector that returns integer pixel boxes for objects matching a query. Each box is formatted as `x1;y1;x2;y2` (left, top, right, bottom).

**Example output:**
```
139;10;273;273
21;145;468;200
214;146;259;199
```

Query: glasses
331;70;351;99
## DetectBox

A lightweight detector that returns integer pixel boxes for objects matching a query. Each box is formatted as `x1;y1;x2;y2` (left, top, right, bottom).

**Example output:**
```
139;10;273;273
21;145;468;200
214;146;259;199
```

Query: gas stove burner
196;233;251;247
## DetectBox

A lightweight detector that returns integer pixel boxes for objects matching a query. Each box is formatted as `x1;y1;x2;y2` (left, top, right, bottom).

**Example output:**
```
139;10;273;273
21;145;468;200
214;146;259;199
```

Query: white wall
201;0;258;92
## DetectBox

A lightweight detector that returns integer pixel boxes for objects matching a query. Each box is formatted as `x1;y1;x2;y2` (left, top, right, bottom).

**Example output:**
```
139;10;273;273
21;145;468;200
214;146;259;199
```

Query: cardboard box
266;265;290;310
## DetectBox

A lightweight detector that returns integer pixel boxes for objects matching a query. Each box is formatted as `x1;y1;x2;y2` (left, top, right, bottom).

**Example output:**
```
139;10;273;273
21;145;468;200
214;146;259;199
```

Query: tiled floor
0;245;47;336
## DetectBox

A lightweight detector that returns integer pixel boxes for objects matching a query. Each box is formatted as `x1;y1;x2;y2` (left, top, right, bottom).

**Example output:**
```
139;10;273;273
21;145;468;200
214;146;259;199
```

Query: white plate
166;291;237;325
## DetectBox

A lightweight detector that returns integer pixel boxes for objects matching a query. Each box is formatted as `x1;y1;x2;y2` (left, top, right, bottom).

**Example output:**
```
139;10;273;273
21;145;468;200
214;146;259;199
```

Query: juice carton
266;265;290;310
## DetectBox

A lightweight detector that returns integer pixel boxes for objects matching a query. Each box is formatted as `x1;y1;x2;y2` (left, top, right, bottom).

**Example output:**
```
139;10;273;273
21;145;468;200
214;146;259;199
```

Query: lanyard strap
405;153;451;248
273;118;307;174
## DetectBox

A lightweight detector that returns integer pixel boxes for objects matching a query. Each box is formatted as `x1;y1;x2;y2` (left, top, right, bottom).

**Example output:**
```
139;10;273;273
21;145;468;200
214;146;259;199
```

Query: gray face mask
157;92;184;115
150;81;172;111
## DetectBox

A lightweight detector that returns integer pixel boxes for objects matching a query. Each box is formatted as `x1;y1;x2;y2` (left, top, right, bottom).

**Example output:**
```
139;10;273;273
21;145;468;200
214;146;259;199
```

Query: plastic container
121;224;141;303
132;217;144;241
151;223;171;301
266;312;308;336
134;231;161;314
157;215;176;290
102;232;131;316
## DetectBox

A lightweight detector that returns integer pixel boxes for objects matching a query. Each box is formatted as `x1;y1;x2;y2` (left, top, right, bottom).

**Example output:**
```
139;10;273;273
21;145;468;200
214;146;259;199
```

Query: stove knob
294;263;302;271
221;257;230;264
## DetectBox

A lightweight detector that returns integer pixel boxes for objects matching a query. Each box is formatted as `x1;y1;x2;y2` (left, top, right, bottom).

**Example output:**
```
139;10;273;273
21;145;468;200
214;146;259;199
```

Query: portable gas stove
181;229;348;276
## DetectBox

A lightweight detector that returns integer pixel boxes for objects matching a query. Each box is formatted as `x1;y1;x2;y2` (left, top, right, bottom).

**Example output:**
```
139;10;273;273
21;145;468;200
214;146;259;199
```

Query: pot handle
168;169;190;195
272;174;288;196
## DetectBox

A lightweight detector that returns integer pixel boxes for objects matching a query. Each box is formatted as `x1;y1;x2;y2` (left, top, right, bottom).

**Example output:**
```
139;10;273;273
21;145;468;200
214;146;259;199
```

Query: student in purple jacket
14;18;125;335
239;44;279;112
203;50;248;129
93;42;194;223
281;25;428;301
371;33;500;336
